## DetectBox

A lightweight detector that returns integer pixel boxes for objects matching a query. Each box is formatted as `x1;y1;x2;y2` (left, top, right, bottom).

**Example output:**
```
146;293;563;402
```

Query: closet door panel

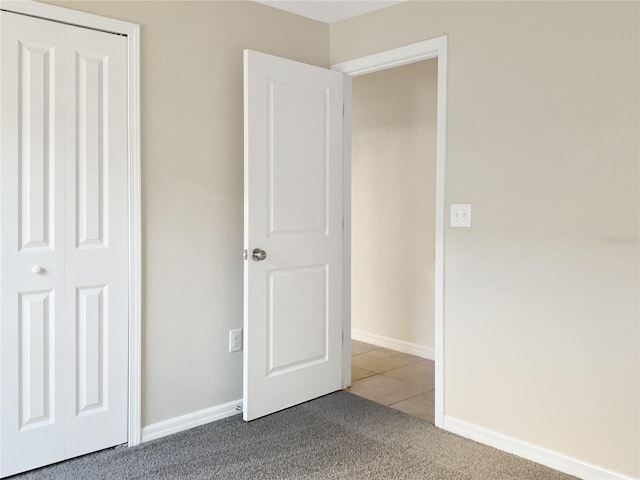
63;23;129;459
0;11;66;477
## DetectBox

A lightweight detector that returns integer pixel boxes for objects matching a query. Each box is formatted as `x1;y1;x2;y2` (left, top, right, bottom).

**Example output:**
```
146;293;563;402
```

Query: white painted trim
352;330;435;360
444;416;637;480
0;0;142;448
332;39;440;77
125;22;142;450
433;36;447;432
141;400;243;444
0;0;138;33
341;75;353;389
332;35;448;428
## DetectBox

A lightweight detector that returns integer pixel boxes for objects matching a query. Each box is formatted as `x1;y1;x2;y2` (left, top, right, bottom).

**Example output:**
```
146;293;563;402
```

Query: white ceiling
255;1;405;24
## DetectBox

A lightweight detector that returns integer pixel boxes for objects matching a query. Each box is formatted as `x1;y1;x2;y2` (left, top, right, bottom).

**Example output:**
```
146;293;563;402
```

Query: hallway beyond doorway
348;340;435;423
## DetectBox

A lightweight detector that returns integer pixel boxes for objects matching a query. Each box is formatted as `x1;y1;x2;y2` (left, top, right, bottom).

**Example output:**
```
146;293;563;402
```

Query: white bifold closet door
0;11;129;478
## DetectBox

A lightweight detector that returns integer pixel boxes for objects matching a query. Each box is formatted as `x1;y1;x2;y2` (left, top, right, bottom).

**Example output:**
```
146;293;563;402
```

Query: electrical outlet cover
229;329;243;352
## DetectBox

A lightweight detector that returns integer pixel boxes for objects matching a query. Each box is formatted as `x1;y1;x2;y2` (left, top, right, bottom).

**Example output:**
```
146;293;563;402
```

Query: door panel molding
75;51;108;249
267;264;329;376
0;0;142;448
75;284;107;416
18;290;55;430
332;36;448;429
18;42;56;252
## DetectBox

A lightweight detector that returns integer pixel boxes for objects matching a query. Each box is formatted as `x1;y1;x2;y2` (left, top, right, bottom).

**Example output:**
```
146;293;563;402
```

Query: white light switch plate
450;204;472;227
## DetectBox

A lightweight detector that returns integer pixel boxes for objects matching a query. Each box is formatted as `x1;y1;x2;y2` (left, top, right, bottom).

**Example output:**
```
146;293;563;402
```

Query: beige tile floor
348;340;435;423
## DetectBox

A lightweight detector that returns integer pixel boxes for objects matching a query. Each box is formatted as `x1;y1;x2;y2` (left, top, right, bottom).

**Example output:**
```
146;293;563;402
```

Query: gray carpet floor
13;391;578;479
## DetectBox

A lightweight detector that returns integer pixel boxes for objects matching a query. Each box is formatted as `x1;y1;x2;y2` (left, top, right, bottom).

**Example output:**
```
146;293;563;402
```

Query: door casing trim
332;36;448;428
0;0;142;446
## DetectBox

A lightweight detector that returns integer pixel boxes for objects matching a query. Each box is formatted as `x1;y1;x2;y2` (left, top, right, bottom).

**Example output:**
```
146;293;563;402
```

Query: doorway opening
347;58;438;422
333;36;448;428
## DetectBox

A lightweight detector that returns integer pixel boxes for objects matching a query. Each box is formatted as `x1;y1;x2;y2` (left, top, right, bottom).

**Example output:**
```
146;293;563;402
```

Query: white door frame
332;36;448;428
0;0;142;446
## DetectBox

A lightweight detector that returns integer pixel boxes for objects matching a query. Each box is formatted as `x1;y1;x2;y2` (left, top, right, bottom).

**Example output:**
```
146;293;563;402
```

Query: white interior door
243;50;344;421
0;11;129;477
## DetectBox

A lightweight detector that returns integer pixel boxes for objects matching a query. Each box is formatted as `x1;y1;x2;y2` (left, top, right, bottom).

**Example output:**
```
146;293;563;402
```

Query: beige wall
352;60;437;349
48;0;329;426
333;2;639;477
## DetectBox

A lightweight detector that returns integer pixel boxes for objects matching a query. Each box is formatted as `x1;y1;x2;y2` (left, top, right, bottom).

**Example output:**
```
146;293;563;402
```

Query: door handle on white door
32;265;45;275
251;248;267;262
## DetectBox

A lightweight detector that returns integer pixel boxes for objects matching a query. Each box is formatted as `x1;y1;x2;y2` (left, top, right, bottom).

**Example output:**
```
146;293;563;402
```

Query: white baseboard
444;415;636;480
141;399;242;443
352;329;435;360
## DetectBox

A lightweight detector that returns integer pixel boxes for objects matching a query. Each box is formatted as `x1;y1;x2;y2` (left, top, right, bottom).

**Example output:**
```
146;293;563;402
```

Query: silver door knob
32;265;45;274
251;248;267;261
